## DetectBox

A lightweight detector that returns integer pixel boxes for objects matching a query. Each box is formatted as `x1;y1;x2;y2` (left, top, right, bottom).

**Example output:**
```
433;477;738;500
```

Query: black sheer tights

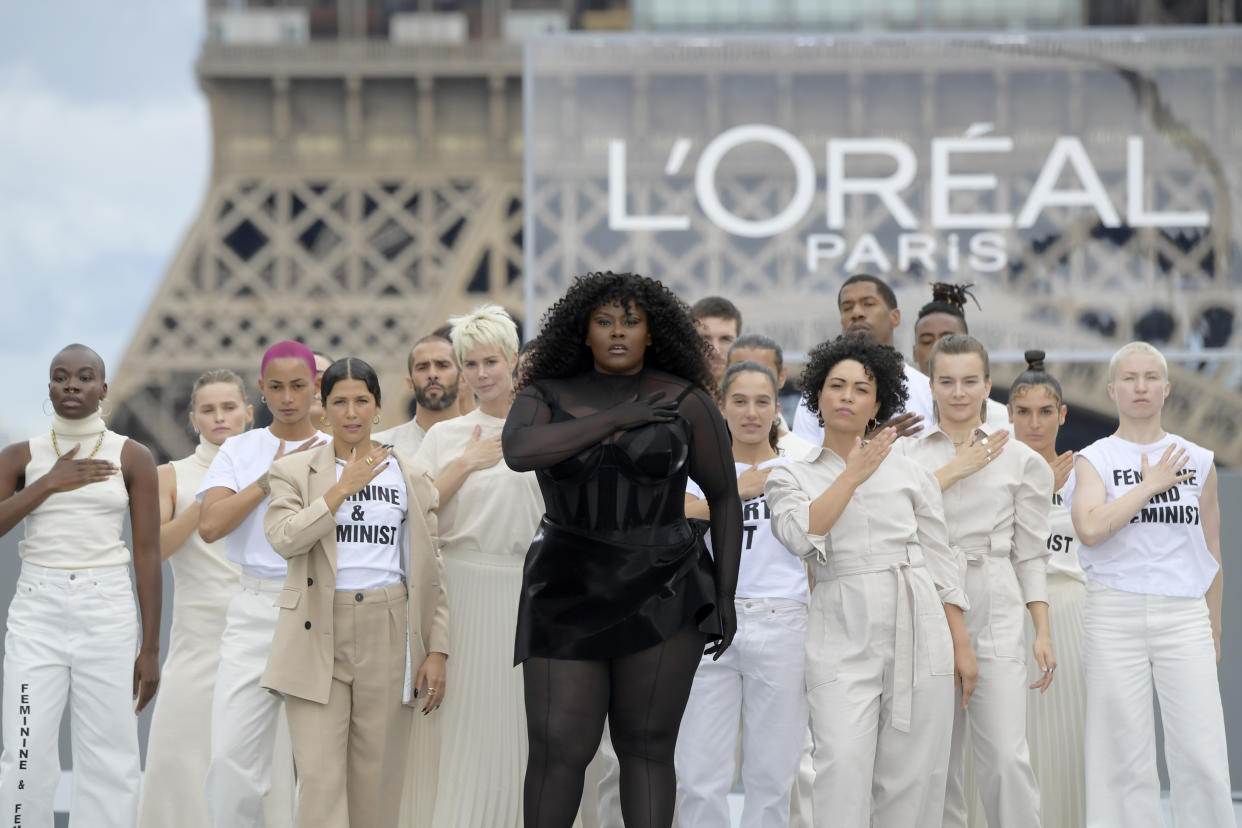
522;625;707;828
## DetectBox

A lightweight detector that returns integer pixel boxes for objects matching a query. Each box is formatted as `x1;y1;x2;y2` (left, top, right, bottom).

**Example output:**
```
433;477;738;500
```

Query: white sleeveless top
19;413;130;569
1067;433;1216;598
169;437;241;593
1045;486;1085;583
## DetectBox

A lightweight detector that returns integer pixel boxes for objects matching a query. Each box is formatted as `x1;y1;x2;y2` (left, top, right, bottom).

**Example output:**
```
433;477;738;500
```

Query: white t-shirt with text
332;458;406;591
1067;433;1216;598
687;458;808;604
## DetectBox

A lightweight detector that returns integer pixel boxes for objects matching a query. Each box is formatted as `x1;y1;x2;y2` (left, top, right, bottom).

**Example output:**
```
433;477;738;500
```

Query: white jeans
0;562;140;828
206;577;295;828
677;598;809;828
1083;581;1233;828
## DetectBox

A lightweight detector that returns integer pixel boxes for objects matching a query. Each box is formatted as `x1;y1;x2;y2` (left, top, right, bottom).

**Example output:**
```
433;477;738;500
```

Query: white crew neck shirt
197;427;328;579
687;457;808;604
1066;433;1216;598
332;458;406;590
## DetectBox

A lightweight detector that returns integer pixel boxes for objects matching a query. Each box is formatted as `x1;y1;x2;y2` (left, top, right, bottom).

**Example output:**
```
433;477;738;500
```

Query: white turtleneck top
19;412;131;569
169;436;242;592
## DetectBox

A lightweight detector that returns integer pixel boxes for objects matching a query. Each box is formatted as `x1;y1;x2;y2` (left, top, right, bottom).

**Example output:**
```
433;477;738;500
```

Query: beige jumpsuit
766;447;967;828
902;430;1052;828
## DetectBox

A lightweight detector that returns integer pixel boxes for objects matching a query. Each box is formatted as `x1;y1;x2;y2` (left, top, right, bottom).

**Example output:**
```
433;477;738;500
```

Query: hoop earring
372;415;381;425
260;395;268;405
867;417;879;432
319;415;329;429
42;399;54;416
98;400;112;419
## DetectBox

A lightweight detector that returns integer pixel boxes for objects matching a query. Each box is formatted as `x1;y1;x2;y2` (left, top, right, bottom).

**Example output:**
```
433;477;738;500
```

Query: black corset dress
503;369;742;663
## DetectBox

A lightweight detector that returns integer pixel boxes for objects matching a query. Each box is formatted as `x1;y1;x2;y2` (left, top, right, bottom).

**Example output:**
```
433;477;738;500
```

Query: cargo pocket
986;564;1024;660
920;612;956;676
804;589;842;690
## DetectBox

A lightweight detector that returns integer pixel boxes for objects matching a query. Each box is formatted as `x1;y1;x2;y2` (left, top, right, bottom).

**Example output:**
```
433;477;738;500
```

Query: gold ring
365;456;374;466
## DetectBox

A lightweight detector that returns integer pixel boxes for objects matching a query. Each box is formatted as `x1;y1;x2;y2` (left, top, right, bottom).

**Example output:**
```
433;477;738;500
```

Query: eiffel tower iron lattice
110;172;523;460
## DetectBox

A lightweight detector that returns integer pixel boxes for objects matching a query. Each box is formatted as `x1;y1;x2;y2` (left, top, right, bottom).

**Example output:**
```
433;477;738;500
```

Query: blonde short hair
448;304;519;364
1107;341;1168;382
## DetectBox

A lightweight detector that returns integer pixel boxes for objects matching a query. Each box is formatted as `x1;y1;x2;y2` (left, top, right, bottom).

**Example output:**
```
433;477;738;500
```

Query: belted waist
956;537;1009;564
443;545;526;568
824;543;926;579
820;543;927;734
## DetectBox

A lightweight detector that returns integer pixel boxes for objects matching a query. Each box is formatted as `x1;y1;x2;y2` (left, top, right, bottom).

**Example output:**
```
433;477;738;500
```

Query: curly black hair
518;271;716;394
799;335;909;427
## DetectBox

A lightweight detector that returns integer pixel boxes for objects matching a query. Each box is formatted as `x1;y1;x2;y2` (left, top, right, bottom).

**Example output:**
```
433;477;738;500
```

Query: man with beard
374;334;462;458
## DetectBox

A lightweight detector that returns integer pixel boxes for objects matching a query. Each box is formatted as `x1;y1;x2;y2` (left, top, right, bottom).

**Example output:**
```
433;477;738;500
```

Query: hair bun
929;281;980;312
1024;349;1046;371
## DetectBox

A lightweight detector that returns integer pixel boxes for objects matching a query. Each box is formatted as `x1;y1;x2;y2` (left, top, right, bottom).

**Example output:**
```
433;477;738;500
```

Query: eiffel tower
107;1;565;460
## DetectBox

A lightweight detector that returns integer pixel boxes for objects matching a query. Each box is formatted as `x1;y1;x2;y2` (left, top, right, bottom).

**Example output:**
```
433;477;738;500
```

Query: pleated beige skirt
402;549;527;828
1025;574;1086;828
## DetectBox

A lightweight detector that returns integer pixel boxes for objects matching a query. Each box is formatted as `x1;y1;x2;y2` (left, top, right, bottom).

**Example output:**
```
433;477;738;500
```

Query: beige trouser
284;584;412;828
808;554;956;828
943;554;1040;828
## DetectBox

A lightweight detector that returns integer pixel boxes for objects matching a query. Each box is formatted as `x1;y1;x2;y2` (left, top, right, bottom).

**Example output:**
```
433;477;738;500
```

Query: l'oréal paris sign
607;125;1208;276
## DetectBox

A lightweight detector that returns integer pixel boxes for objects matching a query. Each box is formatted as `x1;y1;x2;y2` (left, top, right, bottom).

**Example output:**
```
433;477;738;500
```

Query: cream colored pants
943;556;1040;828
807;563;956;828
284;584;412;828
1083;582;1233;828
205;576;296;828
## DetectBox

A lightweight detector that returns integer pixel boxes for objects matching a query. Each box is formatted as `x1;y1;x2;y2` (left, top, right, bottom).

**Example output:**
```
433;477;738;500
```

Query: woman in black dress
503;271;741;828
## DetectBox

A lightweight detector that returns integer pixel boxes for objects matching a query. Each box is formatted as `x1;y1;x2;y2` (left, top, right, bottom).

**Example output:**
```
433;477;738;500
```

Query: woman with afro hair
502;271;741;828
764;335;975;828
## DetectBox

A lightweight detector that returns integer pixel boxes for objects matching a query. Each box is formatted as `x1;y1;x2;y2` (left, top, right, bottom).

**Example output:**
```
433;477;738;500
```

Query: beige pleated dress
136;439;235;826
1024;487;1086;828
401;409;544;828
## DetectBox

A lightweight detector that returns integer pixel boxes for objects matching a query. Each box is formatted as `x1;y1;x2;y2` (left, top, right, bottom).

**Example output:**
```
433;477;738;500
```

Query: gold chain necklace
50;429;105;459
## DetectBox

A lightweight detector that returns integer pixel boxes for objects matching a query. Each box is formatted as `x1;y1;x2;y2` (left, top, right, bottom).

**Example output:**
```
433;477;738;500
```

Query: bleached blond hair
448;304;519;364
1107;341;1168;382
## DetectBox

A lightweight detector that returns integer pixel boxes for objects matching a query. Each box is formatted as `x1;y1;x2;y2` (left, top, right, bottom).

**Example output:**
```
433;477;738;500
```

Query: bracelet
256;473;271;496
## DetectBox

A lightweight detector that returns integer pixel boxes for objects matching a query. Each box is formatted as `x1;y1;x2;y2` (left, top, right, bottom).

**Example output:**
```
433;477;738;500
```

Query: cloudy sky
0;0;208;443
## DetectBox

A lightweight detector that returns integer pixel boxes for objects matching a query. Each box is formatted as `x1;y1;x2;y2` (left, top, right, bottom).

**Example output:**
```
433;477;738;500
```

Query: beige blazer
260;442;450;705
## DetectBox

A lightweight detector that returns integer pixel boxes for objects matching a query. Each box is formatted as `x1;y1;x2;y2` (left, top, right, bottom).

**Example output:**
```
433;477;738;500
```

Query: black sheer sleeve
502;385;629;472
681;388;741;602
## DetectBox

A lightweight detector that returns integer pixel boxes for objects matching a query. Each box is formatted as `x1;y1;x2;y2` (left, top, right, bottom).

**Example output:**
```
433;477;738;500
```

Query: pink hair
260;340;317;379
